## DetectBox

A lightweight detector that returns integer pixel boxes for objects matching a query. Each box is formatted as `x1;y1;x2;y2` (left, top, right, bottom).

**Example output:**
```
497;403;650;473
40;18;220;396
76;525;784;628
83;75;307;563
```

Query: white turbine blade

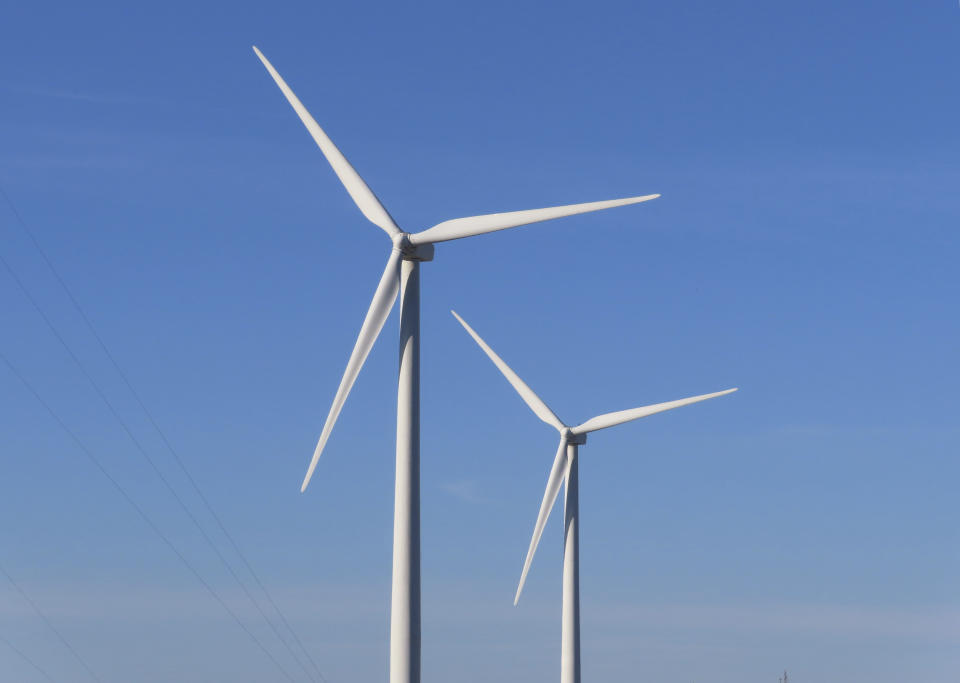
301;250;402;491
252;46;400;237
515;437;569;605
572;388;737;435
451;311;564;431
410;194;659;245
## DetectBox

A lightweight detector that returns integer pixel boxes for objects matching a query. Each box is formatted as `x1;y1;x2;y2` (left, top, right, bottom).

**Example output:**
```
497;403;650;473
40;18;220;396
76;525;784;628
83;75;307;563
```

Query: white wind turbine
253;47;660;683
452;311;736;683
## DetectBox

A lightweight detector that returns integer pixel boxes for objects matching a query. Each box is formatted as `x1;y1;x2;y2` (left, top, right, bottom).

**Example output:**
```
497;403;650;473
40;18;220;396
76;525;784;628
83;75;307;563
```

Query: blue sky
1;1;958;681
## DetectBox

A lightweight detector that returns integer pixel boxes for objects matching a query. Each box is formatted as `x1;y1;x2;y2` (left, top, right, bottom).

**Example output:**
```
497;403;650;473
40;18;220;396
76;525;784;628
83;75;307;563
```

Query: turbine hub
392;233;435;262
561;428;587;445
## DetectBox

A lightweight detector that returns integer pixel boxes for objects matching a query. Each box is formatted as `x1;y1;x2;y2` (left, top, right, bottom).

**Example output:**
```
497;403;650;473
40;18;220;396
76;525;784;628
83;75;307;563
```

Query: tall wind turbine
452;311;736;683
253;47;660;683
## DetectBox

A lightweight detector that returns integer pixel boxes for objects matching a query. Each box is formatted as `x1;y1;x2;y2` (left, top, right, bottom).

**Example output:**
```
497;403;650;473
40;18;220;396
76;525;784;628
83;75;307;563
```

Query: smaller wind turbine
452;311;736;683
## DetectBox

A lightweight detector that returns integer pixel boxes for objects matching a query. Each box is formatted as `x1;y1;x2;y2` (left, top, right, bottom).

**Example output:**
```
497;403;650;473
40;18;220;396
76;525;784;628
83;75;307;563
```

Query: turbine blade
410;194;659;245
451;311;564;431
252;46;400;237
572;388;737;435
515;437;569;605
301;250;402;491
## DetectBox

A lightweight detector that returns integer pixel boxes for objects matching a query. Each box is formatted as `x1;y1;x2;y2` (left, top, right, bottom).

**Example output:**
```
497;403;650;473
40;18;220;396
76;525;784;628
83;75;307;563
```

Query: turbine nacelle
392;233;435;262
561;428;586;445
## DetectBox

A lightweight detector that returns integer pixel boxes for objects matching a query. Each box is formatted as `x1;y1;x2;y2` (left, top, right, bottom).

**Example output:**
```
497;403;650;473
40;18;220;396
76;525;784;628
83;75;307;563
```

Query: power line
0;631;60;683
1;561;99;682
0;245;315;678
0;242;316;681
0;349;297;683
0;184;324;681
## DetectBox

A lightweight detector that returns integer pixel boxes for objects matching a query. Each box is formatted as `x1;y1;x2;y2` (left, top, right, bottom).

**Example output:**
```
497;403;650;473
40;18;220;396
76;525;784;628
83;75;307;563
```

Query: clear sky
1;1;958;682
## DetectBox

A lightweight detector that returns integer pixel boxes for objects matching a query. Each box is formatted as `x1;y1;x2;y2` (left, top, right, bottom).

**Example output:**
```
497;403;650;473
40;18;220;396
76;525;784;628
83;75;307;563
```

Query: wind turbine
252;47;660;683
452;311;736;683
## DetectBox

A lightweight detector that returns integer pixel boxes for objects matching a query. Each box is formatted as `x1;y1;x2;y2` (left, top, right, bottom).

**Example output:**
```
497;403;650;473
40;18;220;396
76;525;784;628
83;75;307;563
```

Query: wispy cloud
0;154;137;170
588;602;960;642
439;479;498;505
0;581;386;623
2;84;167;108
3;578;957;644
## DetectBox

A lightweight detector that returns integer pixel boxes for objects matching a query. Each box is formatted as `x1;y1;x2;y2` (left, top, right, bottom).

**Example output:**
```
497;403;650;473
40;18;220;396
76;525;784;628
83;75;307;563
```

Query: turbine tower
253;47;660;683
452;311;736;683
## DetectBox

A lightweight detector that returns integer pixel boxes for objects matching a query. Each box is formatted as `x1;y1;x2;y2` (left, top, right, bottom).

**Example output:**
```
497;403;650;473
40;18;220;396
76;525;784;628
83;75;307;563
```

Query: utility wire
0;350;298;683
0;248;312;680
0;185;324;681
0;562;98;682
0;631;59;683
2;181;324;683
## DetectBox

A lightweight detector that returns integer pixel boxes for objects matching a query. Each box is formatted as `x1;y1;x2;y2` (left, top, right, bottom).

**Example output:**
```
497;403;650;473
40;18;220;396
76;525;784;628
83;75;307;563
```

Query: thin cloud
589;602;960;642
4;84;166;107
439;479;497;505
